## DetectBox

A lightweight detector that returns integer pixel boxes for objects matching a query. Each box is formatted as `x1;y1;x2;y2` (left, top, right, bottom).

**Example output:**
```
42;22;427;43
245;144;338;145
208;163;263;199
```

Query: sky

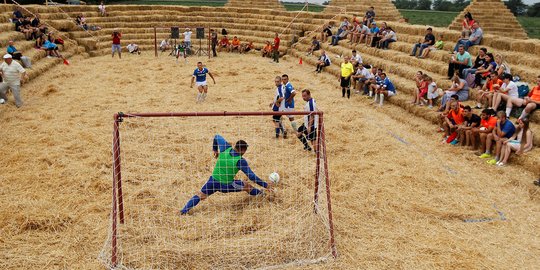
284;0;538;5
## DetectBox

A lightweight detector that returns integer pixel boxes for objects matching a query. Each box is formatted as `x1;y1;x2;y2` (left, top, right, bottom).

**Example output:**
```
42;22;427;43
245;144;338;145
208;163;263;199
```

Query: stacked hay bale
323;0;402;22
225;0;285;10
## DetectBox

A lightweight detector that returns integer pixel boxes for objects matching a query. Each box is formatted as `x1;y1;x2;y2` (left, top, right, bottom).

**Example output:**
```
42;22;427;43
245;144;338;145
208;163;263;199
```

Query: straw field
0;52;539;269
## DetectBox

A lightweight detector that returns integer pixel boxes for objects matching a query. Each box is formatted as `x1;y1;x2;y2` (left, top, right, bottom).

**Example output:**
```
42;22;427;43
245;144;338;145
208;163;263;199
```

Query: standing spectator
210;29;218;57
483;111;516;165
183;28;193;55
378;27;396;49
462;47;487;79
315;50;331;73
471;109;497;153
492;73;519;114
439;75;469;111
410;27;435;57
363;6;375;26
340;56;354;98
99;1;107;16
307;36;320;55
475;71;501;109
112;29;121;58
447;45;472;79
518;75;540;119
272;33;280;63
497;118;533;166
462;12;475;36
0;54;28;108
453;22;483;52
372;73;396;107
473;53;496;87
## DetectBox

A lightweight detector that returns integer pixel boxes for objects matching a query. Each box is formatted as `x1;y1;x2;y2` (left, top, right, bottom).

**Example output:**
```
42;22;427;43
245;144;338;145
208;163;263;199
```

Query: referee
340;56;354;99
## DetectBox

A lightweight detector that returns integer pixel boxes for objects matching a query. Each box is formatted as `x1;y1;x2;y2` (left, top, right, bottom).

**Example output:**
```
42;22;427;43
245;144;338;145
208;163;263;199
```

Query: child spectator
497;118;533;167
426;77;439;109
519;75;540;119
482;111;516;165
412;72;428;106
99;1;107;16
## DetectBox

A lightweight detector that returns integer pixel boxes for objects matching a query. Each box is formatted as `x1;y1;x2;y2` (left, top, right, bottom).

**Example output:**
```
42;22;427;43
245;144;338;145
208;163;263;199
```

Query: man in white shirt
0;54;28;108
183;28;193;54
159;39;171;52
352;64;372;94
350;50;362;65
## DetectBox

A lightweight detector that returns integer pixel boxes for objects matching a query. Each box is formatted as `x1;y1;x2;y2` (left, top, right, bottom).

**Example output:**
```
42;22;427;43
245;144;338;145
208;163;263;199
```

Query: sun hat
3;54;12;59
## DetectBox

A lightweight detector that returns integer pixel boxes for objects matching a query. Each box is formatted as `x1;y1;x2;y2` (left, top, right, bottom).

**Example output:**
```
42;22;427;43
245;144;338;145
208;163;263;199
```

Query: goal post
101;111;336;269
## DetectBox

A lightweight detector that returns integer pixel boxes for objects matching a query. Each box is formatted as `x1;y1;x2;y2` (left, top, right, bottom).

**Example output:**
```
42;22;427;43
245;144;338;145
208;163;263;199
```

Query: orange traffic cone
299;57;303;65
63;59;70;65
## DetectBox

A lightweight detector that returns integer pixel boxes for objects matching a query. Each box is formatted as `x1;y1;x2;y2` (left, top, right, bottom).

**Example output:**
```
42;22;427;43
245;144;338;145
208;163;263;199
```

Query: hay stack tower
323;0;402;22
225;0;285;10
448;0;528;39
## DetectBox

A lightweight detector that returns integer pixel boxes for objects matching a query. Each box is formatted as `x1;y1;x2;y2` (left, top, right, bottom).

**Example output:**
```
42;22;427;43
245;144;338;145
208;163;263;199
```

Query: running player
282;74;298;133
270;76;285;138
190;61;216;103
180;134;273;215
297;89;318;152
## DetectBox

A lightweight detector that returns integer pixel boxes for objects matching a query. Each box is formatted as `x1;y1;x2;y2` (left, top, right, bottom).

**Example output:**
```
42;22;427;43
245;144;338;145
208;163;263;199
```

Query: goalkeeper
180;134;273;215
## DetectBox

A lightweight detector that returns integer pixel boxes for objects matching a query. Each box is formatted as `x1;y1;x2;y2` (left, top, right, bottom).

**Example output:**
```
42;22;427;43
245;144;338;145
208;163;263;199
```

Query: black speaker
171;27;180;39
196;27;205;39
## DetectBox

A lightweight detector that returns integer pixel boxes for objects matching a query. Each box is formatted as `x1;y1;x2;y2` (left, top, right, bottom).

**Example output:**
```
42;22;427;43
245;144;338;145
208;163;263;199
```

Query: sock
477;102;482;108
369;90;373;97
342;88;345;97
275;127;280;136
347;89;350;99
373;93;378;103
291;121;298;132
379;93;384;106
505;107;512;117
181;195;201;214
520;110;528;119
298;135;309;148
249;188;262;196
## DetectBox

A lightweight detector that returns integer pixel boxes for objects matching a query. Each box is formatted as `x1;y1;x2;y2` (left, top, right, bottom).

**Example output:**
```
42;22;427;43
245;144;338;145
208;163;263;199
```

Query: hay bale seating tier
225;0;285;10
448;0;528;40
0;3;539;175
324;0;403;22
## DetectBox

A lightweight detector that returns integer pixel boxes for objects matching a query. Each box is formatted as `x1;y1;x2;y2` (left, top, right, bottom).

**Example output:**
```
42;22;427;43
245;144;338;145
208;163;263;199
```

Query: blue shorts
200;176;245;196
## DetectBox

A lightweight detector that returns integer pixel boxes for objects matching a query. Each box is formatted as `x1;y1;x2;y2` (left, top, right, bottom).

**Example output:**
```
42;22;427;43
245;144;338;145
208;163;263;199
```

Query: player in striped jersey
270;76;286;138
297;89;318;152
282;74;298;133
190;61;216;103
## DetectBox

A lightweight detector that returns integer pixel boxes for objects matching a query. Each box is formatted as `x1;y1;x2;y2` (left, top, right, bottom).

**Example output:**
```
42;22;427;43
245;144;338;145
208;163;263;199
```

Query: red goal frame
110;111;337;267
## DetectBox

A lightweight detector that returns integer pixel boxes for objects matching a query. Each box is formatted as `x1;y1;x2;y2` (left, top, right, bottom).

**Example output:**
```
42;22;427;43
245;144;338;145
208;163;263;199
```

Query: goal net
99;111;336;269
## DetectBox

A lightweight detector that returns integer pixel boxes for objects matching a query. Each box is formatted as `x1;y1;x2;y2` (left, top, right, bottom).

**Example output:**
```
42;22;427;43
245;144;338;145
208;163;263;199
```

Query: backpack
516;82;529;98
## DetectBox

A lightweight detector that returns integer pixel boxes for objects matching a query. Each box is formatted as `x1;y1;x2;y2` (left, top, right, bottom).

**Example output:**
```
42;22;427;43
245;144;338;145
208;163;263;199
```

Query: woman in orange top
519;75;540;119
462;12;474;36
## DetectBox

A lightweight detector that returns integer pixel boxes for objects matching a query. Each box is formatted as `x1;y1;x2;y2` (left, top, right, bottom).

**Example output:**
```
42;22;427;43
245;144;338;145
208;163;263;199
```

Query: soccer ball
0;98;5;104
269;172;280;184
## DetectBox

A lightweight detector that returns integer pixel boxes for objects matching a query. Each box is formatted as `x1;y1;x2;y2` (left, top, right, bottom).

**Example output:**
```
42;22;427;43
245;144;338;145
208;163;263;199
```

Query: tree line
391;0;540;16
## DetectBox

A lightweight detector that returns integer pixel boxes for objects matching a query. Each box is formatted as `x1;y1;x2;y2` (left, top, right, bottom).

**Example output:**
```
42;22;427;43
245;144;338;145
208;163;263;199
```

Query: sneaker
486;159;497;165
428;105;433;109
479;153;492;159
497;162;505;167
450;139;459;145
474;105;482;109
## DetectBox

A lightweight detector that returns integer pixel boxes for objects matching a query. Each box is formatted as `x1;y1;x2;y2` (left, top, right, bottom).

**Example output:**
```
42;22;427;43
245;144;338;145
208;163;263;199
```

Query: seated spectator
370;22;387;47
31;14;47;34
416;74;430;106
218;36;230;52
473;53;496;87
99;1;107;16
371;72;396;107
420;34;444;59
378;27;396;50
355;23;370;44
6;40;31;68
439;75;469;111
12;7;23;23
321;23;333;43
518;75;540;119
462;12;475;37
364;22;379;47
438;94;460;132
443;101;465;143
462;47;487;79
76;14;88;30
352;64;372;94
411;71;424;105
411;27;435;57
426;76;439;109
350;50;362;65
498;118;533;166
262;41;272;58
0;54;28;108
315;50;331;73
471;108;497;152
35;33;46;49
482;111;516;165
476;71;502;109
338;17;350;29
126;43;140;55
230;36;241;52
331;25;349;46
42;39;65;60
363;6;375;26
453;22;483;52
492;73;519;114
240;41;254;54
159;39;171;52
306;36;320;55
348;21;361;43
447;45;472;79
457;105;481;147
494;53;511;77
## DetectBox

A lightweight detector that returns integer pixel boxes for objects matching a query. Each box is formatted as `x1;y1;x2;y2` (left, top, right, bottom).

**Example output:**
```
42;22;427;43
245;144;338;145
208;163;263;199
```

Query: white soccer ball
269;172;280;184
0;98;5;104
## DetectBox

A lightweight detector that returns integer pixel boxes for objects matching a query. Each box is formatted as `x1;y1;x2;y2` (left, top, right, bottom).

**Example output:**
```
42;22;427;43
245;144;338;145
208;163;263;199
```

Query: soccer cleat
487;159;497;165
479;153;492;159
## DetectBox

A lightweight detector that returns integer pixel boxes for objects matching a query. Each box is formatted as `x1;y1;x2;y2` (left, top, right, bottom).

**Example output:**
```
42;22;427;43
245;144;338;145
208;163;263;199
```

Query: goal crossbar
109;111;337;268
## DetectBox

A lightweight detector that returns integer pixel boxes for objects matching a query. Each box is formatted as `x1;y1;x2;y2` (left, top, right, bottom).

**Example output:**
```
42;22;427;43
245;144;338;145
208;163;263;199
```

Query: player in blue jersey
180;134;273;215
281;74;298;134
372;72;396;107
270;76;286;138
297;89;319;152
190;61;216;103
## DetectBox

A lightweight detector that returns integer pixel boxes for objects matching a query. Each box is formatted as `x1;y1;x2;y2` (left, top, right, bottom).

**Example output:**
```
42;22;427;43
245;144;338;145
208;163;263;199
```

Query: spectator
482;111;516;165
261;41;271;57
31;14;46;34
306;36;320;55
378;27;396;50
99;1;107;16
438;94;461;132
352;64;372;94
42;39;65;60
350;50;362;65
462;47;487;79
447;45;472;79
420;34;444;59
426;76;439;109
315;50;331;73
0;54;28;108
76;13;88;30
348;21;361;44
497;118;533;166
6;40;31;68
518;75;540;120
443;101;465;142
331;25;349;46
35;33;45;49
439;75;469;111
183;28;192;54
240;41;254;54
411;71;424;105
272;33;280;63
370;22;387;47
416;74;430;106
462;12;475;36
473;52;496;87
372;72;396;107
492;73;519;114
494;54;511;77
339;17;350;29
355;22;370;44
475;71;502;109
210;29;218;57
453;22;483;52
506;75;539;118
230;36;241;53
363;6;375;26
321;23;333;43
160;39;171;52
340;56;354;98
411;27;435;57
12;7;23;23
111;29;122;59
457;105;481;146
219;35;230;52
126;43;140;55
364;22;379;47
471;108;497;152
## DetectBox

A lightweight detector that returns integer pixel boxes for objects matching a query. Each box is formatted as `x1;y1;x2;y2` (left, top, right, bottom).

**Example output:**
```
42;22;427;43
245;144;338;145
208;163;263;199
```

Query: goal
99;111;336;269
